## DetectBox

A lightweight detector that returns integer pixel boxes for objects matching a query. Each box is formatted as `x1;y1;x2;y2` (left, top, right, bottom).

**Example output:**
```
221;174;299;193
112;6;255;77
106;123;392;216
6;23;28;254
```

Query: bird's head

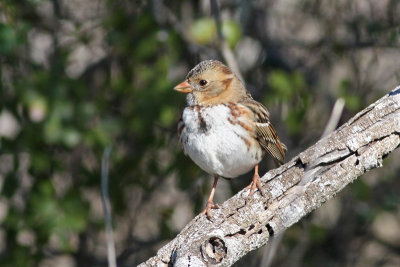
174;60;247;106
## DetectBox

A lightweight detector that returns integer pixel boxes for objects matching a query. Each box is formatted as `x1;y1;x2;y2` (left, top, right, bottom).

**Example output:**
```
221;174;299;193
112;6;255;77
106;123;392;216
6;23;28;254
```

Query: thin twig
210;0;244;82
210;0;223;40
321;98;345;138
101;145;117;267
259;233;284;267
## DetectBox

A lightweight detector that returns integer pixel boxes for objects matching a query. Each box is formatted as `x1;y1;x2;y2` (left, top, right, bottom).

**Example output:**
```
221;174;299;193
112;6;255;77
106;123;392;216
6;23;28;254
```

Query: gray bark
139;86;400;267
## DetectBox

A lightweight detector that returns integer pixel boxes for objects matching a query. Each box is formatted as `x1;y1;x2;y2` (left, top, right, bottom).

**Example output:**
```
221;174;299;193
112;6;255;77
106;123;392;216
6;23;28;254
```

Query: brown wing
241;98;287;165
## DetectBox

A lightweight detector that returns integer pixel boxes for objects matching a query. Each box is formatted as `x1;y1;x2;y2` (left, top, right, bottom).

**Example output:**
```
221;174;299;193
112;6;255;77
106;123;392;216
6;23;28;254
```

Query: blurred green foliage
189;18;217;45
0;0;399;266
267;70;309;135
189;18;241;47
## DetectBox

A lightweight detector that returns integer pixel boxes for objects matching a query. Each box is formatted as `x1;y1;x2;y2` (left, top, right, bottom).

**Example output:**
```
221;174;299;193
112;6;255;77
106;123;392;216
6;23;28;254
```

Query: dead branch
139;86;400;267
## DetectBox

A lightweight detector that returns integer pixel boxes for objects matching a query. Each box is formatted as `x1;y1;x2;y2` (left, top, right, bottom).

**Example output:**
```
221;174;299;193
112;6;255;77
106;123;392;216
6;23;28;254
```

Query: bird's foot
245;173;265;197
200;200;220;218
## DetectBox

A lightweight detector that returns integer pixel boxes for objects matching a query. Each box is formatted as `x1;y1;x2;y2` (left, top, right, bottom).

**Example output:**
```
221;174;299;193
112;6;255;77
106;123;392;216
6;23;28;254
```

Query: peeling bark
139;86;400;267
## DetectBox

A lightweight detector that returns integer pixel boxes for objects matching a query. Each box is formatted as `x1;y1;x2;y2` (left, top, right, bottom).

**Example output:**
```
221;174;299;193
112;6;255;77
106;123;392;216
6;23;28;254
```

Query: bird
174;60;286;217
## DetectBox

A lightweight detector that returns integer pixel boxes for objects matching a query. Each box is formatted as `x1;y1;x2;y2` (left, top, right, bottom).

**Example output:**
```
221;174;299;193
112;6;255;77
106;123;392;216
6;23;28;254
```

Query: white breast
179;104;262;178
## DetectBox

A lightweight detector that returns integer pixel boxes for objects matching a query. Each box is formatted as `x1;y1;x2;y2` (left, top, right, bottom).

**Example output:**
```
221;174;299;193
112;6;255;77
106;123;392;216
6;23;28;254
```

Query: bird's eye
199;80;207;86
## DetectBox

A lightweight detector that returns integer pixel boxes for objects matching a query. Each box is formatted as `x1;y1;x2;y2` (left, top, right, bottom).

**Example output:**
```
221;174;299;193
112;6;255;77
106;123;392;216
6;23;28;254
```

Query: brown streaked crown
186;60;232;80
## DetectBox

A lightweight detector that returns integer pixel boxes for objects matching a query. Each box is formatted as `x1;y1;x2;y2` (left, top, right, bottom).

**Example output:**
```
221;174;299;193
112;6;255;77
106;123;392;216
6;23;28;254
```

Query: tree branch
139;86;400;267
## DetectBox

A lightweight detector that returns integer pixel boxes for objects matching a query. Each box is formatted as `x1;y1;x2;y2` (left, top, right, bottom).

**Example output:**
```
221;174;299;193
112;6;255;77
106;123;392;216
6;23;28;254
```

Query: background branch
210;0;243;82
101;146;117;267
139;86;400;267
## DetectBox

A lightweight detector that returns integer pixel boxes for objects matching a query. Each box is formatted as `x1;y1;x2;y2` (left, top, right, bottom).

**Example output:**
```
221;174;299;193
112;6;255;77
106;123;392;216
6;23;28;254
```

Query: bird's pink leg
201;175;220;217
246;164;265;196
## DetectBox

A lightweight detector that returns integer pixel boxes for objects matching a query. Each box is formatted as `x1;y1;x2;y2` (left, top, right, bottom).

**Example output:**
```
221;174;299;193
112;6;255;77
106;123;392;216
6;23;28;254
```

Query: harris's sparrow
174;60;286;217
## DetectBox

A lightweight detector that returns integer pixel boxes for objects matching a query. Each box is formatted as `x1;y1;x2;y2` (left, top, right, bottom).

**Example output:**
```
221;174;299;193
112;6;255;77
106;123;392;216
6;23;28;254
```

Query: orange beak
174;80;192;93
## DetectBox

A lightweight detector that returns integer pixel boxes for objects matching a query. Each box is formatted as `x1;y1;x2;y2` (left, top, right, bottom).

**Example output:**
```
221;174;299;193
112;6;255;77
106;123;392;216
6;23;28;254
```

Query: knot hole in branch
201;237;227;264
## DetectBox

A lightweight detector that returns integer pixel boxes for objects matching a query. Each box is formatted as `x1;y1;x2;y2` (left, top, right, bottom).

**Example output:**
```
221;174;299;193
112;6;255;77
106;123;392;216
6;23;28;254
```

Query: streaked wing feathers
241;98;286;165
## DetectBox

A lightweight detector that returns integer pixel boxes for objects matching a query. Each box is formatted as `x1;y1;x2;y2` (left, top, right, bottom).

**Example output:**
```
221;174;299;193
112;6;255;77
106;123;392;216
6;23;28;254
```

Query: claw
200;200;220;218
245;164;265;196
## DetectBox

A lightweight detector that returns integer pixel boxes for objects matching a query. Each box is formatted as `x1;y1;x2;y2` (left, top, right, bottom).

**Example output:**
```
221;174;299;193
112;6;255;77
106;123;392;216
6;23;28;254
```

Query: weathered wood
139;86;400;267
